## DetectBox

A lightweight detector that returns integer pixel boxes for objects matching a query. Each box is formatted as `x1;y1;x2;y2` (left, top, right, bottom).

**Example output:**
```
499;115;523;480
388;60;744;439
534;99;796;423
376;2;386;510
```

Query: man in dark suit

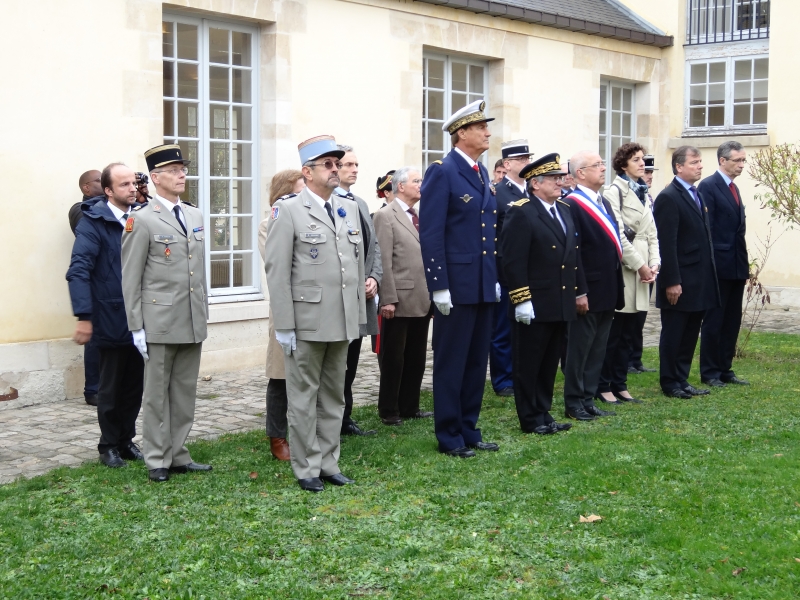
699;141;750;387
419;99;500;458
501;154;579;434
491;139;532;397
653;146;721;399
560;151;624;421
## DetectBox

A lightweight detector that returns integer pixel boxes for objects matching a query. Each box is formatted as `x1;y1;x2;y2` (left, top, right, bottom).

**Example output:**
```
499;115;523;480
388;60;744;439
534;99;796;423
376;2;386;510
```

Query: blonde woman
596;144;660;404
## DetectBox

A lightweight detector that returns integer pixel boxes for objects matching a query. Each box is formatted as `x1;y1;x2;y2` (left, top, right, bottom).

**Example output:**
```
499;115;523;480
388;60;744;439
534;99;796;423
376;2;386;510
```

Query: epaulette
182;200;197;208
508;198;530;207
556;199;570;207
431;160;443;165
276;193;296;202
334;190;354;200
133;203;146;211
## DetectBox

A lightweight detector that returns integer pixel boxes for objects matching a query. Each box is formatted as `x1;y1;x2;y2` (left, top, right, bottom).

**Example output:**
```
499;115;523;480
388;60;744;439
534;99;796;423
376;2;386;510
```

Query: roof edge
602;0;666;36
412;0;674;48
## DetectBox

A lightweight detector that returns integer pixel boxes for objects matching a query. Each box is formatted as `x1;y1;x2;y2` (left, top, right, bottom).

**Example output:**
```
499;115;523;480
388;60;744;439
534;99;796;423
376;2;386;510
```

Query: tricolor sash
567;188;622;259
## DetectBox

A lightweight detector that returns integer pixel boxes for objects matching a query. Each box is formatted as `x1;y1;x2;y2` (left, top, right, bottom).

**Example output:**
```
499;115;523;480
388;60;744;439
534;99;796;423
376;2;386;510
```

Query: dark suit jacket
495;177;528;286
500;197;581;322
419;150;498;304
653;178;721;311
561;191;624;313
697;171;748;280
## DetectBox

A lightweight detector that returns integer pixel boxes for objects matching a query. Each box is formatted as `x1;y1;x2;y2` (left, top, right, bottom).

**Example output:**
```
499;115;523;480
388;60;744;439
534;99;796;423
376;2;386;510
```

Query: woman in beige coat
597;143;660;404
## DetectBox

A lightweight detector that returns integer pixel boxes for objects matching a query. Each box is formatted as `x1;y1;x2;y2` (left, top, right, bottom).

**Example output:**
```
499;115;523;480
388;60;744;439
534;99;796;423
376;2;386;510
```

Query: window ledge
208;299;268;324
670;132;769;149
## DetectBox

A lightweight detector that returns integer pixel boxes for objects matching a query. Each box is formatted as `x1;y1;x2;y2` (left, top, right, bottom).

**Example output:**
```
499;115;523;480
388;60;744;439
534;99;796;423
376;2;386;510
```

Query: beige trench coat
259;218;285;379
603;176;661;313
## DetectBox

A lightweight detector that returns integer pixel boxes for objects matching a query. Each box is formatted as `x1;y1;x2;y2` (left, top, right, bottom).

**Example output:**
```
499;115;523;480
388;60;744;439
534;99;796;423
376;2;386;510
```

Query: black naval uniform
500;196;582;431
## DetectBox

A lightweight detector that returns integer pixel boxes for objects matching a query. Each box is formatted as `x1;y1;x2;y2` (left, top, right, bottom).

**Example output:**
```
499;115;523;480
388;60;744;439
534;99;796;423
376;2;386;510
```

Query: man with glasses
491;139;533;398
265;135;366;492
121;144;211;482
560;151;624;422
698;141;750;388
500;154;580;434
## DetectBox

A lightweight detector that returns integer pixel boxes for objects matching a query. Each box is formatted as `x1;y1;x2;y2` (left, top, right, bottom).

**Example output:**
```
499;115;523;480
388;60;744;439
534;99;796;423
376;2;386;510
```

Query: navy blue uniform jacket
697;171;748;280
419;150;498;303
66;198;136;347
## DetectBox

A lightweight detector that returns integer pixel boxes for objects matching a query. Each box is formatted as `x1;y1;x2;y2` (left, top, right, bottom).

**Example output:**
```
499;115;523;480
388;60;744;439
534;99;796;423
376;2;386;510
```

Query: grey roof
415;0;674;47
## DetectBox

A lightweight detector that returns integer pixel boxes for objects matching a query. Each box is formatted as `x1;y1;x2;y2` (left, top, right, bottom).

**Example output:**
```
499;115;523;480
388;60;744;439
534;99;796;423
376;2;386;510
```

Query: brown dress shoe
270;437;290;461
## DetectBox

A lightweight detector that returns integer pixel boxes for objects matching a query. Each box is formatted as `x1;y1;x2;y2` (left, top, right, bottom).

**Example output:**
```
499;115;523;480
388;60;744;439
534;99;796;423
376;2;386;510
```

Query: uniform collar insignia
460;194;472;203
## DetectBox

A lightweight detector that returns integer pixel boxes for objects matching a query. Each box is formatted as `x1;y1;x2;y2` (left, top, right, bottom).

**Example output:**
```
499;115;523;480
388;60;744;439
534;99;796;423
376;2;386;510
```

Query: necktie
688;186;702;211
729;182;740;205
324;201;336;226
550;206;566;235
407;207;420;232
472;163;484;185
121;213;128;223
173;205;187;235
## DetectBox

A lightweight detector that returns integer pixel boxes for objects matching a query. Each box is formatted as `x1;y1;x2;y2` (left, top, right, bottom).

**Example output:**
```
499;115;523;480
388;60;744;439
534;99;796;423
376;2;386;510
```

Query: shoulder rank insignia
460;194;472;203
125;217;134;232
431;160;443;165
181;200;197;208
556;199;570;207
277;193;296;202
133;204;144;211
508;198;530;208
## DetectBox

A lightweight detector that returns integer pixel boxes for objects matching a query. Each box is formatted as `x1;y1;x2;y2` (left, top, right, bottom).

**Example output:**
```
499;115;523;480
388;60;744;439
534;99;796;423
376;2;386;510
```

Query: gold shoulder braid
508;198;530;208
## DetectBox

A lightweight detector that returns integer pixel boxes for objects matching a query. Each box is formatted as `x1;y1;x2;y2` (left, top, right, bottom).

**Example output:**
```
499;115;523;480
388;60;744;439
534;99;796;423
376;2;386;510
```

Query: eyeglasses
724;158;747;164
154;167;189;175
579;161;606;171
307;159;342;170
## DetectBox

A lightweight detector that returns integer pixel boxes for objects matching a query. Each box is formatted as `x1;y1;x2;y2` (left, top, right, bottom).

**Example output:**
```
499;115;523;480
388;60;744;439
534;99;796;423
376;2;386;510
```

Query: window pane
209;28;229;64
599;135;606;159
232;143;252;177
708;105;725;126
232;69;251;103
753;102;768;124
734;59;752;81
690;106;707;127
210;104;229;139
451;92;467;113
709;62;726;83
231;218;252;250
452;62;467;91
612;86;621;110
210;142;229;177
232;32;251;66
163;100;174;136
177;140;198;176
611;112;621;136
209;66;229;102
184;178;199;206
162;21;174;58
734;81;751;102
427;90;444;120
622;114;632;137
232;253;253;287
212;217;231;250
689;85;706;105
622;88;632;112
163;60;174;97
176;23;197;60
210;180;229;214
753;80;768;102
709;83;725;105
690;63;707;84
600;84;607;109
733;103;751;125
232;106;252;140
210;258;231;288
469;65;483;93
754;58;769;79
599;110;606;134
176;63;198;99
178;102;199;137
428;59;444;88
427;122;443;151
232;180;252;214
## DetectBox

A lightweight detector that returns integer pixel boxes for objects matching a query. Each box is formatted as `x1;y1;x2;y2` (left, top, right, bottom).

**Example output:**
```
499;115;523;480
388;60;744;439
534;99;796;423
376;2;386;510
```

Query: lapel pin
461;194;472;203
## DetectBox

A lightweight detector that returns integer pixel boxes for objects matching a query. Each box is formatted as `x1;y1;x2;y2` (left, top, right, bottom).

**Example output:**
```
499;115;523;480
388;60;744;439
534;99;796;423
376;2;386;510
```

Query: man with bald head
67;163;145;468
560;151;624;421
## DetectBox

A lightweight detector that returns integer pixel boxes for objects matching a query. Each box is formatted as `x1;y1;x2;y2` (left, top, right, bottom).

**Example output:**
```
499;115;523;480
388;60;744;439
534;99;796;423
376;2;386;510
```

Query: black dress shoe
595;393;620;404
721;376;750;385
551;421;573;432
565;408;596;421
495;387;514;397
99;448;126;468
149;468;169;482
321;473;355;486
440;446;476;458
118;442;144;461
381;416;403;426
585;405;616;417
467;441;499;451
664;388;692;399
529;424;557;435
341;423;377;436
85;394;99;406
401;410;434;419
627;365;642;375
636;364;657;373
298;477;324;492
701;378;727;388
169;462;213;473
683;384;710;396
613;393;642;404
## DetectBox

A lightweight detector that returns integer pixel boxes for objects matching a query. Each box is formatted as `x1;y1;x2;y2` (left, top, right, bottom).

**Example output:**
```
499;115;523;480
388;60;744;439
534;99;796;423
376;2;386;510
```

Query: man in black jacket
66;163;145;468
698;141;750;387
654;146;721;398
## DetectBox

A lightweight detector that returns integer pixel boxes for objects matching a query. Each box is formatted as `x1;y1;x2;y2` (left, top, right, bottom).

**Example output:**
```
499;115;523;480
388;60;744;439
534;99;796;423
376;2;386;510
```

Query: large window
599;81;635;182
422;54;487;170
162;15;260;298
687;0;770;45
686;56;768;131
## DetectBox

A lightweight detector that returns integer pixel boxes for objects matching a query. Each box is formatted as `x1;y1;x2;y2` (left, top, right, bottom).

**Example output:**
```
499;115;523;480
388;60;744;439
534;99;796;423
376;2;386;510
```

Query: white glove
275;329;297;356
131;328;148;360
495;282;501;302
514;301;535;325
432;289;453;316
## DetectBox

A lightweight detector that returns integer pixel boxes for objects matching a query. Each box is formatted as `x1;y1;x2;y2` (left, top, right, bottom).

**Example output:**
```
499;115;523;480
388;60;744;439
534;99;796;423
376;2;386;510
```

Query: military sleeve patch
125;217;135;232
271;206;280;220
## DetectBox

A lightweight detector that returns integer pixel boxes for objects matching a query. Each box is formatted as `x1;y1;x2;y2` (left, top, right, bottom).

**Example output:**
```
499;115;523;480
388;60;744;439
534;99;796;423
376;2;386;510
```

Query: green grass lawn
2;332;800;599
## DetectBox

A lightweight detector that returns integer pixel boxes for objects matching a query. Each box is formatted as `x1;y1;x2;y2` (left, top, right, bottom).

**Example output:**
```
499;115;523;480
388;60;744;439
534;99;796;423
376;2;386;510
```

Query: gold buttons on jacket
342;284;346;288
191;288;194;292
562;286;565;290
482;237;486;241
493;251;497;255
483;251;487;255
188;254;192;258
552;246;556;249
562;265;565;269
482;223;485;227
190;271;193;276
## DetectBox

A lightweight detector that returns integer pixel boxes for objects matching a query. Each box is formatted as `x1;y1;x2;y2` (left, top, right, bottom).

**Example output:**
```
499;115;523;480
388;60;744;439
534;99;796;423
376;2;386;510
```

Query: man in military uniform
419;100;500;458
121;144;210;483
264;135;366;492
491;139;533;398
501;154;580;434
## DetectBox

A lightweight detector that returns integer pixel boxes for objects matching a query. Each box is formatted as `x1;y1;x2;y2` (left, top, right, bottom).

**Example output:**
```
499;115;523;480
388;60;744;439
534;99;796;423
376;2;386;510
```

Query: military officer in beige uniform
121;144;211;483
264;135;366;492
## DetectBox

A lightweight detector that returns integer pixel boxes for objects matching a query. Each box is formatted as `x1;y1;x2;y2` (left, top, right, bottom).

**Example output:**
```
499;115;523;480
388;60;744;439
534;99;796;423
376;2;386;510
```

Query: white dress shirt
106;201;130;228
454;147;478;169
536;196;566;233
393;197;417;226
154;193;187;230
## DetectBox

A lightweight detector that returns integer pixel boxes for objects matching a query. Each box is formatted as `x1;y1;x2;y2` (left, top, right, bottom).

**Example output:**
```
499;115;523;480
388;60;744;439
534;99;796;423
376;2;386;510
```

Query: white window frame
163;13;261;302
683;53;768;136
686;0;770;45
422;53;489;171
599;80;636;184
